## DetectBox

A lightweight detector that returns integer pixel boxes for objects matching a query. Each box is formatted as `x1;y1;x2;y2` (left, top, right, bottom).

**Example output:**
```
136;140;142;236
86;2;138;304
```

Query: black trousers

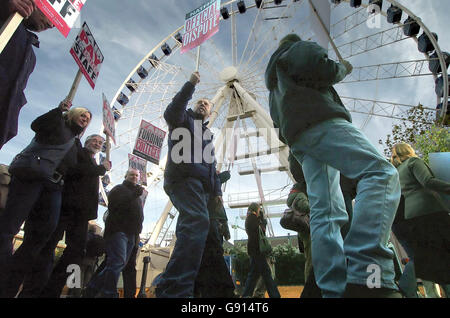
122;245;138;298
21;208;88;297
194;219;235;298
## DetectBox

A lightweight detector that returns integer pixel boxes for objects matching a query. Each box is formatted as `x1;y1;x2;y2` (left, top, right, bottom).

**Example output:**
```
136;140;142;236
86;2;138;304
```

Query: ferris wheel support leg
207;85;230;128
148;201;174;247
232;82;293;181
216;117;238;172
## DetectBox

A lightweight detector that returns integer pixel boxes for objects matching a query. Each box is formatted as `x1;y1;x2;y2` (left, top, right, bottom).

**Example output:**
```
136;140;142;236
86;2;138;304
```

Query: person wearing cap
265;34;401;298
242;203;280;298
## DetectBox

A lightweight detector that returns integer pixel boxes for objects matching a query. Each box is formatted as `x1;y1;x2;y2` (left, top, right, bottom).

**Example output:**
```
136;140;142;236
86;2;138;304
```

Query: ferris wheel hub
220;66;239;83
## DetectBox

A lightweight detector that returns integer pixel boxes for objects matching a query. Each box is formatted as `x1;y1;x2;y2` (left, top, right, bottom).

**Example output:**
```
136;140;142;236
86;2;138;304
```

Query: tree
379;104;437;158
414;124;450;164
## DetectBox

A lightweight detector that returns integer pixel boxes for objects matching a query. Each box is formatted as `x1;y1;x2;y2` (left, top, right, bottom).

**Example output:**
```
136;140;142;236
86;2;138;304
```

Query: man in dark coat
155;72;222;298
0;0;54;149
242;203;280;298
19;134;110;297
85;168;144;298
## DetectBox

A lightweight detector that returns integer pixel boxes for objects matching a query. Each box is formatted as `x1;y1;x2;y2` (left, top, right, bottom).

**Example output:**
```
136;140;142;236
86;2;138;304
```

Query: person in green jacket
391;143;450;297
265;34;402;298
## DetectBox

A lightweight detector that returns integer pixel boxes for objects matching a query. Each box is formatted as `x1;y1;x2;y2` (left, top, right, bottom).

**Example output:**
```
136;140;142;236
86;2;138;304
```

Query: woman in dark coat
391;143;450;297
0;100;91;297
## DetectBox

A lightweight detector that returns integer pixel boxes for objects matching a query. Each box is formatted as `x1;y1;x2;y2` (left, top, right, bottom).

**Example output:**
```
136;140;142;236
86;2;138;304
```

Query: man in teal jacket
265;34;401;298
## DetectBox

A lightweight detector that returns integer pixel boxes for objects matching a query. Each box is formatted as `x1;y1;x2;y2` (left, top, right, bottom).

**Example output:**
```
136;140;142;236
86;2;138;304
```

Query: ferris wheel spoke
240;13;312;77
237;0;265;69
238;0;300;74
331;6;367;41
206;37;227;70
185;48;222;79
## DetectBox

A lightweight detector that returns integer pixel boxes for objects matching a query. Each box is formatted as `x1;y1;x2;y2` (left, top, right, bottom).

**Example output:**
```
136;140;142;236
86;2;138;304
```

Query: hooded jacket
265;40;352;146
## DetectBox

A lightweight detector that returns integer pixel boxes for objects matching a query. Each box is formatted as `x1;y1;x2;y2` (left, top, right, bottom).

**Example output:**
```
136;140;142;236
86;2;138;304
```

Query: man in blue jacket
156;72;222;298
265;34;401;298
0;0;54;149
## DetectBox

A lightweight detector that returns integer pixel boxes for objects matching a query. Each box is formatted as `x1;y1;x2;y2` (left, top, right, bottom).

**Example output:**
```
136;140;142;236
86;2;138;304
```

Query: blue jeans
87;232;135;297
242;254;280;298
156;177;210;298
290;118;400;298
0;176;62;297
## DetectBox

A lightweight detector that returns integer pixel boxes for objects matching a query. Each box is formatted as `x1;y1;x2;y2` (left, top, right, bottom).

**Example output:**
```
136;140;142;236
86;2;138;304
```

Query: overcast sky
1;0;449;243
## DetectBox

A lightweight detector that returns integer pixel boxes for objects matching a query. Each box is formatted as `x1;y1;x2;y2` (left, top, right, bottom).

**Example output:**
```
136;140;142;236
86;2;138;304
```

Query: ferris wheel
103;0;448;248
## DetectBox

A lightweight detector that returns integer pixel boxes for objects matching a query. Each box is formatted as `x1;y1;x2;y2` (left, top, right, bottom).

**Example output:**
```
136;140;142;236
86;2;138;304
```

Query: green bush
227;243;305;287
273;244;305;285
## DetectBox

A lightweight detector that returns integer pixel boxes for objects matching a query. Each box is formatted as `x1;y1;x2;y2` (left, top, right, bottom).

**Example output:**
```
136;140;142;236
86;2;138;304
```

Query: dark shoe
344;284;403;298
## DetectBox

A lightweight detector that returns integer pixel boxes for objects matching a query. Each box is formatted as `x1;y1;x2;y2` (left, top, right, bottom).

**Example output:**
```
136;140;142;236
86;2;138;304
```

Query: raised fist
189;72;200;86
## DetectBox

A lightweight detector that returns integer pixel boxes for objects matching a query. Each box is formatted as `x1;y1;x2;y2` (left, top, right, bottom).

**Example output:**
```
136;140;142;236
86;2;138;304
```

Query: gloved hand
135;185;144;197
342;60;353;75
220;221;231;241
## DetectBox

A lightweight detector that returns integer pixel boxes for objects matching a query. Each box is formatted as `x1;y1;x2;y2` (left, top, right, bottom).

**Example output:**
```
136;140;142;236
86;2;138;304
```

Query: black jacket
104;180;144;238
30;107;82;177
163;81;222;197
0;6;38;149
61;142;107;220
245;212;261;257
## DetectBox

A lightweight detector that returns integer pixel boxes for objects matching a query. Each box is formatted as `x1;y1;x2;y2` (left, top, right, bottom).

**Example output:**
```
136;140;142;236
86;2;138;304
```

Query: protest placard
181;0;220;54
102;93;116;144
34;0;86;37
128;153;148;186
70;22;104;89
133;120;166;165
